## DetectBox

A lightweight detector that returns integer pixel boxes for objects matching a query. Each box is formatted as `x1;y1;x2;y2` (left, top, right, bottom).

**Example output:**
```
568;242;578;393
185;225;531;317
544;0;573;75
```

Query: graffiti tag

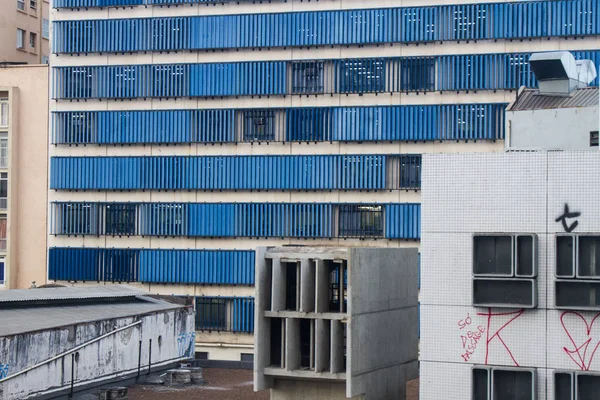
177;332;195;358
457;313;486;362
555;203;581;233
477;308;525;367
561;312;600;371
0;364;9;379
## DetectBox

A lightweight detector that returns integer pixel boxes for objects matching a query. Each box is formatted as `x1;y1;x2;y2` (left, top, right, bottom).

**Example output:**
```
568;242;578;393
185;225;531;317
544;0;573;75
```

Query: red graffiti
561;312;600;371
457;313;486;362
477;308;525;367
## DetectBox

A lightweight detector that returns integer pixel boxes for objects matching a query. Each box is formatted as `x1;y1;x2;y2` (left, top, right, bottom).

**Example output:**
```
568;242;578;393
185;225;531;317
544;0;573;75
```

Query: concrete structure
0;0;50;64
0;285;195;400
420;56;600;399
0;64;49;290
254;246;418;400
48;0;600;362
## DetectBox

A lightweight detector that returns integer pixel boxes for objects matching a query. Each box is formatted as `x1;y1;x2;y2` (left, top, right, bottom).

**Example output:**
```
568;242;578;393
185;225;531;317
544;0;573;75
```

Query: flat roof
507;86;599;111
0;286;187;337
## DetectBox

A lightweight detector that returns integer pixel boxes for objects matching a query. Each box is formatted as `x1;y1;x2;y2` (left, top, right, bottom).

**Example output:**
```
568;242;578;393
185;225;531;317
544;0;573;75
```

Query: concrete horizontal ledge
264;367;346;381
264;311;347;320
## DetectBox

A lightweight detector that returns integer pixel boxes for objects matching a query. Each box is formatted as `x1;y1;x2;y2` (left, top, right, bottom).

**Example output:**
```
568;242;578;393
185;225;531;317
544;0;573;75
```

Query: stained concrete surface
128;369;419;400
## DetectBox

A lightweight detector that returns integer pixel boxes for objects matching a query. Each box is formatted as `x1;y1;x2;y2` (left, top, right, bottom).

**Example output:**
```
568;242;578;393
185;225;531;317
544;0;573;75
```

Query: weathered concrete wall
348;248;418;400
271;379;363;400
0;307;195;399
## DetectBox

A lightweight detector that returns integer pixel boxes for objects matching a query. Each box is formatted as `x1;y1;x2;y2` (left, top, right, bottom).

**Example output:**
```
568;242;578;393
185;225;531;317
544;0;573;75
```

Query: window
0;173;7;210
105;203;137;236
240;353;254;363
473;366;535;400
0;217;6;251
0;133;8;168
196;298;227;331
0;102;8;128
17;0;24;11
65;113;94;143
16;29;25;50
338;204;383;238
400;58;435;92
29;32;36;49
556;235;600;309
103;250;138;282
29;0;36;8
555;371;600;400
42;19;49;39
0;260;4;285
59;203;97;235
591;131;599;147
339;59;386;93
243;110;276;142
41;56;49;65
472;234;537;308
292;61;324;94
328;261;348;313
394;155;421;190
67;68;94;98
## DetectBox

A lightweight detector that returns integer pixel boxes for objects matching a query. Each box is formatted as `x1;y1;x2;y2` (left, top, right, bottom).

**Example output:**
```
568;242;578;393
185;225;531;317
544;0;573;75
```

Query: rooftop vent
530;51;597;96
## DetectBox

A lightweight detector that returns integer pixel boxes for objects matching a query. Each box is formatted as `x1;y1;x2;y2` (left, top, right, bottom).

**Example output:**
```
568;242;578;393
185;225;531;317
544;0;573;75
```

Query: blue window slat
53;2;599;50
49;247;255;285
50;201;420;239
49;154;422;191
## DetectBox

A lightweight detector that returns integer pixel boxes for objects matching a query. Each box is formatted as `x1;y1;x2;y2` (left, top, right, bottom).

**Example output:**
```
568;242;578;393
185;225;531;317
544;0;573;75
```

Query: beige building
0;65;49;289
0;0;50;64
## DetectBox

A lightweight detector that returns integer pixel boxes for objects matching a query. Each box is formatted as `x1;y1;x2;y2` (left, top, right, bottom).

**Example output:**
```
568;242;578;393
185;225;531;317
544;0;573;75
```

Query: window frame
29;0;36;9
555;234;600;310
195;297;227;331
29;32;36;50
472;366;536;400
16;29;25;50
472;233;538;308
591;131;599;147
554;371;600;400
338;204;384;238
42;18;49;39
0;101;9;128
16;0;25;11
291;61;325;94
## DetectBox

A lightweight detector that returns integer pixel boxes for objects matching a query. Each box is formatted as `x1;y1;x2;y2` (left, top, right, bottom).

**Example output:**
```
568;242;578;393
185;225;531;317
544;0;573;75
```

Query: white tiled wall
421;152;600;400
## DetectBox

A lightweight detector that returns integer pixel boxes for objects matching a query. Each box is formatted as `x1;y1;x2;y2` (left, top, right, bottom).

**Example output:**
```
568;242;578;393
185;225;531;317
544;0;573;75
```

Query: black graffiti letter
555;203;581;233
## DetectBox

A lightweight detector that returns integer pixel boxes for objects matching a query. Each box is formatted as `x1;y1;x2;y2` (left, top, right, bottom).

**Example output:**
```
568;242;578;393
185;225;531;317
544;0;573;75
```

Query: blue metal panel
49;154;421;191
52;2;600;49
49;247;254;285
384;203;421;239
138;249;255;285
231;297;255;333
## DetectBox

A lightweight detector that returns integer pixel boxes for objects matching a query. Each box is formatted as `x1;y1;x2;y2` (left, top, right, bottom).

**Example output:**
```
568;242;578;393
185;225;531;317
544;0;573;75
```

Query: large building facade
48;0;600;362
0;0;50;63
0;65;49;290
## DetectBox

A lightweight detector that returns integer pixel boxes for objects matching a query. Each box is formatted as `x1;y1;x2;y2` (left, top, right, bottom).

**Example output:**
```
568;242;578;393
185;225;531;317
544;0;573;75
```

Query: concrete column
285;318;300;371
300;258;315;313
330;320;344;374
315;259;329;313
271;258;286;312
315;319;331;373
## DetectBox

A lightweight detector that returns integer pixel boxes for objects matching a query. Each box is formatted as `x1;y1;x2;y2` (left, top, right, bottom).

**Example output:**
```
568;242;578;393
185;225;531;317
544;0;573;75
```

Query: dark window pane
557;236;575;277
517;235;534;276
300;319;311;369
472;368;489;400
243;110;276;142
577;374;600;400
473;236;512;275
400;58;435;91
555;373;572;400
292;61;324;94
493;369;533;400
240;353;254;363
285;262;298;311
473;279;534;307
556;281;600;309
270;318;283;368
578;236;600;278
338;205;383;238
196;298;227;331
106;204;137;235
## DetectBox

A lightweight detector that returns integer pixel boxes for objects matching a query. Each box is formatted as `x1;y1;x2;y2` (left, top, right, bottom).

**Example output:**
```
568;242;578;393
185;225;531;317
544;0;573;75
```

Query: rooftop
507;86;599;111
0;286;186;337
